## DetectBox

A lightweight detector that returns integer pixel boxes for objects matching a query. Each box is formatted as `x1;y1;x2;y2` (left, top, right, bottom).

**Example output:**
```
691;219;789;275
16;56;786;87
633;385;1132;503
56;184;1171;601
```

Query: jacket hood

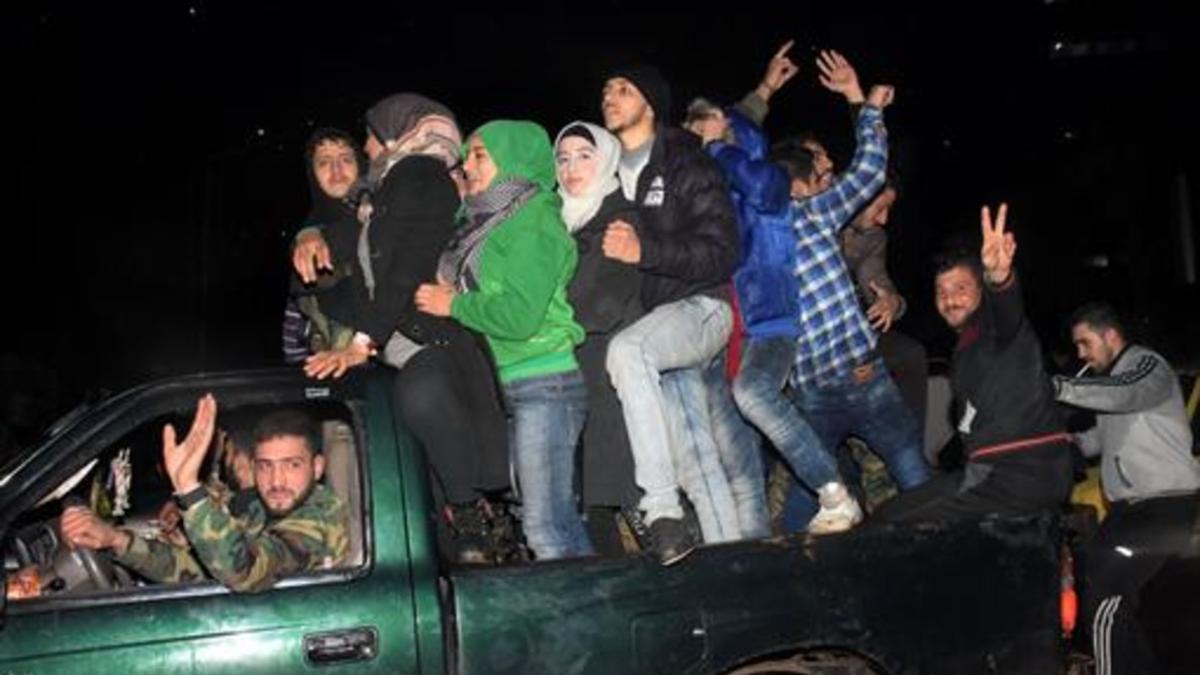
471;120;556;191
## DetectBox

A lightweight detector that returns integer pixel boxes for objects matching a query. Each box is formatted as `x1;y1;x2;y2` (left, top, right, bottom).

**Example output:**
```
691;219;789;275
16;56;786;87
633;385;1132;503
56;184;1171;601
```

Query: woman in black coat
295;95;509;562
555;121;645;552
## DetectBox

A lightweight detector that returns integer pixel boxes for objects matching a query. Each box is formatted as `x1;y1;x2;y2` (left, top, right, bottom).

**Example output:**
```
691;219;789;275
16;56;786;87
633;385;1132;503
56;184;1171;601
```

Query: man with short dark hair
1054;302;1199;675
879;204;1074;523
62;396;349;593
599;65;742;563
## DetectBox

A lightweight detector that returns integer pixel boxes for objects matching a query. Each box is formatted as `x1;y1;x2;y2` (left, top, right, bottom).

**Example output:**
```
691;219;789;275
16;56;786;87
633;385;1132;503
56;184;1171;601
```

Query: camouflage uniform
116;484;349;593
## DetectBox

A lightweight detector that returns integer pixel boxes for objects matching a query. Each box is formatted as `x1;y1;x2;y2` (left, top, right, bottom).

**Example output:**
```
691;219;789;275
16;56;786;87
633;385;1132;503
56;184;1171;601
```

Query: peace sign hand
980;203;1016;285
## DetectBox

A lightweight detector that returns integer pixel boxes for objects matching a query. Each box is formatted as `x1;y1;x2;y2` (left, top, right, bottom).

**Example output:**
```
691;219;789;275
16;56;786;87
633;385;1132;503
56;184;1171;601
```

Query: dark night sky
5;1;1197;436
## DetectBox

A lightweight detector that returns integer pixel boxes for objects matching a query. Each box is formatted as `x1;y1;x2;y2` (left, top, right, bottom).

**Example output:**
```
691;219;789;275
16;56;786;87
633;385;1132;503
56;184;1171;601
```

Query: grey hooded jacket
1055;344;1200;502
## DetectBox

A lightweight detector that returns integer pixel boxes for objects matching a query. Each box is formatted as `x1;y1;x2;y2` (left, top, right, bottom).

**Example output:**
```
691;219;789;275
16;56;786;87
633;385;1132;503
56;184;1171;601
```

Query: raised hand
816;50;865;104
757;40;800;101
162;394;217;495
293;230;332;284
980;203;1016;285
865;85;895;110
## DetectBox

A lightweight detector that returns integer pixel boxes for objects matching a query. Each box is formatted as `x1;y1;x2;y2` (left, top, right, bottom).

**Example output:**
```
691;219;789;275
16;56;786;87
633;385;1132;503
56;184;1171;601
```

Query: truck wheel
723;650;888;675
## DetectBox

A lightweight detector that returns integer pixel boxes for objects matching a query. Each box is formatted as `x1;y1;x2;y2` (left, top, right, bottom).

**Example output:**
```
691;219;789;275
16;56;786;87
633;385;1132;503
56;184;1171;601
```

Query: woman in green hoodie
415;120;592;560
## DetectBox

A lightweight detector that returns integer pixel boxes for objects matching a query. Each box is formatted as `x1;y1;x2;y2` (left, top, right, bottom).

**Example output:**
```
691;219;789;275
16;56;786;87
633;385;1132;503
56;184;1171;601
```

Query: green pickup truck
1;369;1070;674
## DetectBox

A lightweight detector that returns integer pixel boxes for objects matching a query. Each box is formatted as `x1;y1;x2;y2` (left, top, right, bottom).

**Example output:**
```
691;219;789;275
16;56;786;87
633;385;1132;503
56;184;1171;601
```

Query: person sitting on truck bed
1053;302;1200;675
877;204;1074;523
416;120;593;561
61;396;350;593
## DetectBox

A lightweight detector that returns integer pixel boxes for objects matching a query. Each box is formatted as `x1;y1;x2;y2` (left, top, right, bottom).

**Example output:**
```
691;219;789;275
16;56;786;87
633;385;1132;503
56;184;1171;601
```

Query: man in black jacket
878;203;1073;523
599;66;743;564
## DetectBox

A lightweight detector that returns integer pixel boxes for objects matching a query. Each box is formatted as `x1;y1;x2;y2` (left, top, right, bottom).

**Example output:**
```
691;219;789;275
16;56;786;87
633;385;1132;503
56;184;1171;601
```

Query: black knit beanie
611;65;672;125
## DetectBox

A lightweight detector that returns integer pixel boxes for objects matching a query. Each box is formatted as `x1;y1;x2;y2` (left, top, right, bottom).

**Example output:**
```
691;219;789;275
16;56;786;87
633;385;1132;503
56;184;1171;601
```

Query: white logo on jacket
644;175;665;207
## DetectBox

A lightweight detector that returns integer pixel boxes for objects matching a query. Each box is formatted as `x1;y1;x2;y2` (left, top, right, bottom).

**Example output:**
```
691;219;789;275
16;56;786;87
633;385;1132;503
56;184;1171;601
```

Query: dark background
4;1;1197;453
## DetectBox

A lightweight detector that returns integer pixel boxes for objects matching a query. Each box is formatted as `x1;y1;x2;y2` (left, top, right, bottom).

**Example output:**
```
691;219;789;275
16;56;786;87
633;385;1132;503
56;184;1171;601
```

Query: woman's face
555;136;601;197
462;135;498;195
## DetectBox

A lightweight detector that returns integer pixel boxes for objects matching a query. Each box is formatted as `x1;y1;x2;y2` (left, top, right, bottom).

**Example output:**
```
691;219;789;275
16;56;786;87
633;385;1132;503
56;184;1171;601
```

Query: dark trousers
1081;492;1198;675
392;343;509;503
875;444;1074;524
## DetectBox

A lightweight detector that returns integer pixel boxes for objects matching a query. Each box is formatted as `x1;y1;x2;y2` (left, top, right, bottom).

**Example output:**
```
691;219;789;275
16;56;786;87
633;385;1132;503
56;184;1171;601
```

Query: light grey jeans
606;295;733;527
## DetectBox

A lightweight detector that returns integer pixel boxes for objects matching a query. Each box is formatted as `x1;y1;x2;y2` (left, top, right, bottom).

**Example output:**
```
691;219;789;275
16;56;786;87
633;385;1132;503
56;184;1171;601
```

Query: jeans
789;358;933;491
733;336;840;496
662;367;740;543
606;295;732;524
503;369;593;561
704;349;770;539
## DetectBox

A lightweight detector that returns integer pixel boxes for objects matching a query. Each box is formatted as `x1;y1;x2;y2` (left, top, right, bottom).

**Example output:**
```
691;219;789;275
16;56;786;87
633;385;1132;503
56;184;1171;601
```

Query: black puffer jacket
632;127;740;310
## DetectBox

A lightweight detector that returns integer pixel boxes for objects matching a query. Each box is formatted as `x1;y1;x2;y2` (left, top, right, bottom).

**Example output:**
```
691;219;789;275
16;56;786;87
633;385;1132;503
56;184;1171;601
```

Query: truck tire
723;649;888;675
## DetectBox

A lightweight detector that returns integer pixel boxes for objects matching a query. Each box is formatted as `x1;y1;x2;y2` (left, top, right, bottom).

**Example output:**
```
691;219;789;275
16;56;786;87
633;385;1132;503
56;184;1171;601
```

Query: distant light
188;7;197;16
1053;41;1064;51
1083;255;1110;269
1063;130;1075;140
1115;546;1133;558
256;128;266;137
942;139;952;149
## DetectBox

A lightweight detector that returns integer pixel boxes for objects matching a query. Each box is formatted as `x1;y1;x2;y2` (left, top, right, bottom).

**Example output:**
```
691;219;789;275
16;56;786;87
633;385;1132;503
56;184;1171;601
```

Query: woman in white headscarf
554;122;644;553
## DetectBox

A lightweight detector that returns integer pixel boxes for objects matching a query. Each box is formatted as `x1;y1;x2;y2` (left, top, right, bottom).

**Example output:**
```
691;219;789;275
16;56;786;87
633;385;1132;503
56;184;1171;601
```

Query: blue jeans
662;367;740;543
503;369;593;561
733;336;840;495
789;358;932;491
704;350;770;539
606;295;732;524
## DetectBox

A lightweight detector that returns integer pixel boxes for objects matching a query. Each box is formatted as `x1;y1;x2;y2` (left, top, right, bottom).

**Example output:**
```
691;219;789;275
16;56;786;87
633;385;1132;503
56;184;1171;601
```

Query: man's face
254;435;324;517
601;78;652;135
802;140;834;191
935;265;983;331
462;135;498;196
312;140;359;199
1072;323;1121;372
854;187;897;229
555;135;601;197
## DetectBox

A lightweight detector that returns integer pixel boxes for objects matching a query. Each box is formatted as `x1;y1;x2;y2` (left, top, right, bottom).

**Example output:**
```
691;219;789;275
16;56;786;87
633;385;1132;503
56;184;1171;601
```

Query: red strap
971;432;1073;459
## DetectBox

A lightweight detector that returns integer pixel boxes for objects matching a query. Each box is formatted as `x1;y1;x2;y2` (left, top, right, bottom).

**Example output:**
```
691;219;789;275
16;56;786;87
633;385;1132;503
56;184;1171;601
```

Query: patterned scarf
438;178;537;292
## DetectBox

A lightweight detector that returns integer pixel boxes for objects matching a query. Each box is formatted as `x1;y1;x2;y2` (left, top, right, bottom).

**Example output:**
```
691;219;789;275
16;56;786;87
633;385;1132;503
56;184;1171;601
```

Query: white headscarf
554;121;621;233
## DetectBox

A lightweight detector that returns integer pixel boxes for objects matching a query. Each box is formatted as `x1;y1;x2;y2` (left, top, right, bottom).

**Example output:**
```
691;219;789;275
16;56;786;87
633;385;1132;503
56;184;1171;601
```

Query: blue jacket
707;109;798;339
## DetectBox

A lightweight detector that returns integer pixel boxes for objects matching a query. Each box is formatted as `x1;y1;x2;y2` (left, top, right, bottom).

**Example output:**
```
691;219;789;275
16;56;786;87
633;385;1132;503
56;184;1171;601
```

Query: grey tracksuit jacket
1055;344;1200;502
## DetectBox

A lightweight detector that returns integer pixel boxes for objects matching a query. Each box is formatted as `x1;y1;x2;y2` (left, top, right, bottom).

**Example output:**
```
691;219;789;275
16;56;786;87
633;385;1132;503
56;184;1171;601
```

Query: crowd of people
260;42;1193;673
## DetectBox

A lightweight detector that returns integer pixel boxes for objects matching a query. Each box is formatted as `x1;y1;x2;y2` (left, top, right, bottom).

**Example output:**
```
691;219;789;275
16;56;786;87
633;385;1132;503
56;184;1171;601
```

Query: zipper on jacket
1114;456;1135;490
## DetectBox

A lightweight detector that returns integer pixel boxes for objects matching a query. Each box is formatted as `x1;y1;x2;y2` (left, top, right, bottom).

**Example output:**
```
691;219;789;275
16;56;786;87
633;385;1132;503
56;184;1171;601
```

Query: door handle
304;627;378;665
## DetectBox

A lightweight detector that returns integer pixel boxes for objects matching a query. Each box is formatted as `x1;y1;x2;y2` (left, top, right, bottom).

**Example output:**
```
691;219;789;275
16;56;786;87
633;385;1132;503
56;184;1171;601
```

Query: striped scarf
438;178;537;292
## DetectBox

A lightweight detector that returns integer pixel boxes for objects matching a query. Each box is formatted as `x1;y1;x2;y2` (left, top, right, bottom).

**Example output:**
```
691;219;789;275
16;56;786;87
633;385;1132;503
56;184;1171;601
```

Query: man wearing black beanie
598;65;742;565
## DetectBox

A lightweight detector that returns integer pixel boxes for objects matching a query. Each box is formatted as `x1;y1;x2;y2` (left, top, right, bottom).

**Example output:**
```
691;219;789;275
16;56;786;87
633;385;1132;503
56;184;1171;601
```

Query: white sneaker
807;482;864;534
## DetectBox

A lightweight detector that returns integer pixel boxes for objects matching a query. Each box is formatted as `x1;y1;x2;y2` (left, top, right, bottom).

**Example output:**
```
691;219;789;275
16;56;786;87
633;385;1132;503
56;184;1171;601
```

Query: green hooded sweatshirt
450;120;585;384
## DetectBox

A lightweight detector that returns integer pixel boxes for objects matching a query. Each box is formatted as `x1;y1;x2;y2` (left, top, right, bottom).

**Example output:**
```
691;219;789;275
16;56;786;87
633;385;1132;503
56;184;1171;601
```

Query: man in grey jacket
1054;302;1199;675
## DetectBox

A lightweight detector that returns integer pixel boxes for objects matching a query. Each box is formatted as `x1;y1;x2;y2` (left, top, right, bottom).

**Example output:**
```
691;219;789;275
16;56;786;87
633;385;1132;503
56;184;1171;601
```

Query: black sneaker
648;517;697;566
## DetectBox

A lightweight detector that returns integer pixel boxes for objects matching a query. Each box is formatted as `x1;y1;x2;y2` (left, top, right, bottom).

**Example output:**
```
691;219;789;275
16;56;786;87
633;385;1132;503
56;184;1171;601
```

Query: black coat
569;191;643;507
352;155;462;347
632;127;740;310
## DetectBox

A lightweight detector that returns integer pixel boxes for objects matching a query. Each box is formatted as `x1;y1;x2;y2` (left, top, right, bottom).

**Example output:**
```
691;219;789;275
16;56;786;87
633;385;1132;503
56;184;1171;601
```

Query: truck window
3;398;367;606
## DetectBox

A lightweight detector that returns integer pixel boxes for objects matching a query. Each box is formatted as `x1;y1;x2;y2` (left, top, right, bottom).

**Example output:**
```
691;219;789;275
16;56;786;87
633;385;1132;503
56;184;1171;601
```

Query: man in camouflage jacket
61;396;349;593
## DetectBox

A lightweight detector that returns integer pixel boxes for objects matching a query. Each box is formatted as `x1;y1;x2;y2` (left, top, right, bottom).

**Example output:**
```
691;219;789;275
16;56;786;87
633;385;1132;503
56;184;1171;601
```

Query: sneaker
647;517;697;566
806;482;864;535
